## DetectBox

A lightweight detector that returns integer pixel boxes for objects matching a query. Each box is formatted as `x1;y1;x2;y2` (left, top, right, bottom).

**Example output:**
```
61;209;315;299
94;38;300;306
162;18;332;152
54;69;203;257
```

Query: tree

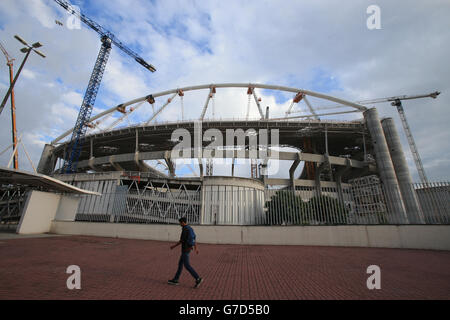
265;191;349;225
306;195;348;224
265;190;308;225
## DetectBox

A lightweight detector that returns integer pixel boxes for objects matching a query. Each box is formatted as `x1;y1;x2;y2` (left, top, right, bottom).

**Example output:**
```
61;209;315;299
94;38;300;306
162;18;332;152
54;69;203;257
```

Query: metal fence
73;179;449;226
415;182;450;224
75;188;202;225
264;180;449;225
0;187;28;223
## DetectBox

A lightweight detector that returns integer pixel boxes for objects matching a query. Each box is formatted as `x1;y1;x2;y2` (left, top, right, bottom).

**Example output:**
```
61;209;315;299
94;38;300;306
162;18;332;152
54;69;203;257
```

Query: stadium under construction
24;83;447;227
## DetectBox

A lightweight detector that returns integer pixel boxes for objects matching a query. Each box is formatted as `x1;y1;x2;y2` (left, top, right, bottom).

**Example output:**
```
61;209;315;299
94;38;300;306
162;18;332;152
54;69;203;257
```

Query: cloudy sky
0;0;449;181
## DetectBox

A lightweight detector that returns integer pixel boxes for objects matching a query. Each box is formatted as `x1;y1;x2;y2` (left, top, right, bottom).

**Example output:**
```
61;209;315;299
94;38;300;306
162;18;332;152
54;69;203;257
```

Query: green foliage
375;211;389;224
305;195;348;224
265;190;307;225
265;191;348;225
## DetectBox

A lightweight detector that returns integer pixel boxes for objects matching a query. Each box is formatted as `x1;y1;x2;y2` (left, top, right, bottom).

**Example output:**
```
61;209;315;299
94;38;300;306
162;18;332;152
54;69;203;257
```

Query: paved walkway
0;231;62;240
0;234;449;300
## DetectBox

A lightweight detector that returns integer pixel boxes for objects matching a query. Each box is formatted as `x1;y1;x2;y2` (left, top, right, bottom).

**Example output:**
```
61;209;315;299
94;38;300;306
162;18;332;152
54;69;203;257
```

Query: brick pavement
0;234;449;300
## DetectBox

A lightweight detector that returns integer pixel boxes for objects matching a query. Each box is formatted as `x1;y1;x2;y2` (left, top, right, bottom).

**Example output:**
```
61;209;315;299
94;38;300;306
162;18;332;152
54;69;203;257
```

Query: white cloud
26;0;56;29
21;69;36;80
0;0;448;181
61;91;83;106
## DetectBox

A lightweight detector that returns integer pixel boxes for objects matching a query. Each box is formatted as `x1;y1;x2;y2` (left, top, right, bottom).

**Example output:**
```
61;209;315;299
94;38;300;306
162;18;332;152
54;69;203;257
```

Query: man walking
168;217;203;288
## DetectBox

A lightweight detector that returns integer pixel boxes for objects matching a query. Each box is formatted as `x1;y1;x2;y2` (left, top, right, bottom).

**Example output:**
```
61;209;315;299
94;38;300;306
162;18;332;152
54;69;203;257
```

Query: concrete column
335;158;351;205
88;157;99;171
109;155;124;172
198;159;204;178
289;153;301;190
363;108;407;222
164;157;175;177
37;144;56;175
381;118;424;223
314;162;323;197
231;158;235;176
314;154;331;197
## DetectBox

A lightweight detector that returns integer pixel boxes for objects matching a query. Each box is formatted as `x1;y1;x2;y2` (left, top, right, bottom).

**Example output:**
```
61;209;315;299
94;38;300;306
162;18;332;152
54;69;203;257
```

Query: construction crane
358;91;440;183
53;0;156;173
0;41;18;169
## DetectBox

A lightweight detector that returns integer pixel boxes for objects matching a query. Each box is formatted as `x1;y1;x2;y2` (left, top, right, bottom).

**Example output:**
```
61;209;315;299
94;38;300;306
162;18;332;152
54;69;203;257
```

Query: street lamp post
0;35;45;115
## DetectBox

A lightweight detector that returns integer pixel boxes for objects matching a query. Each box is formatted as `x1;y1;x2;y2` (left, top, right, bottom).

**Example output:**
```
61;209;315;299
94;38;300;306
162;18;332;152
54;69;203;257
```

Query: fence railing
0;187;28;223
75;188;202;225
73;180;450;226
414;182;450;224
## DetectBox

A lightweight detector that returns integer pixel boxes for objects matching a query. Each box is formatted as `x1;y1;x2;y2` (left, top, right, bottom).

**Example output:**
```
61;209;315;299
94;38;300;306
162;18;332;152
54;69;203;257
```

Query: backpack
185;225;196;247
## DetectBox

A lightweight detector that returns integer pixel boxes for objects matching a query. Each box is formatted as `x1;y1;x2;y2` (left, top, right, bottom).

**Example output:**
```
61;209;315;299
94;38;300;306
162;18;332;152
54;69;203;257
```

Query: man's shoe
168;279;179;285
194;277;203;288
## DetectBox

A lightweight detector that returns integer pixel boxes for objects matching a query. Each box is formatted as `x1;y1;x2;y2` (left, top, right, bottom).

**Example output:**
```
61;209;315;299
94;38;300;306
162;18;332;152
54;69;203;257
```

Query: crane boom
392;99;428;183
0;42;14;65
53;0;156;173
53;0;156;72
62;35;112;173
356;91;440;105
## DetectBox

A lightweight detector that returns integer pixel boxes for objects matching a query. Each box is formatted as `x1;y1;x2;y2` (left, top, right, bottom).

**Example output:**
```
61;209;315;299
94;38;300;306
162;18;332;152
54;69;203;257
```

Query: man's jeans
174;250;199;280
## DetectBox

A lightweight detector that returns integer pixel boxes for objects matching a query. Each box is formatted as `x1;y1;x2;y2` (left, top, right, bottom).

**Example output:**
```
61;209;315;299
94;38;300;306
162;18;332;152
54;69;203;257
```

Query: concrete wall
50;221;450;251
55;195;80;221
16;191;80;234
17;191;61;234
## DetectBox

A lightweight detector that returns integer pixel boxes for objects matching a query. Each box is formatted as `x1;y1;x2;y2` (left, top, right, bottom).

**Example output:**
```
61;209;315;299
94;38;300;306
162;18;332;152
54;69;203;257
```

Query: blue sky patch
307;67;341;93
261;89;291;104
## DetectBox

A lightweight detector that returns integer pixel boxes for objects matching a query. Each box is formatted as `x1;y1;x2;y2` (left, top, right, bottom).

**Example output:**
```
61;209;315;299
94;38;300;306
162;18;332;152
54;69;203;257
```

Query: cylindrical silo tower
363;108;407;223
381;117;424;223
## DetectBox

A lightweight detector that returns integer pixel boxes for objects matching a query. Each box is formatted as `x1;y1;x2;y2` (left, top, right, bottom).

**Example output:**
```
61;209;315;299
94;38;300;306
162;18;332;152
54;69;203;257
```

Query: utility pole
0;41;18;169
0;36;45;169
0;35;46;115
